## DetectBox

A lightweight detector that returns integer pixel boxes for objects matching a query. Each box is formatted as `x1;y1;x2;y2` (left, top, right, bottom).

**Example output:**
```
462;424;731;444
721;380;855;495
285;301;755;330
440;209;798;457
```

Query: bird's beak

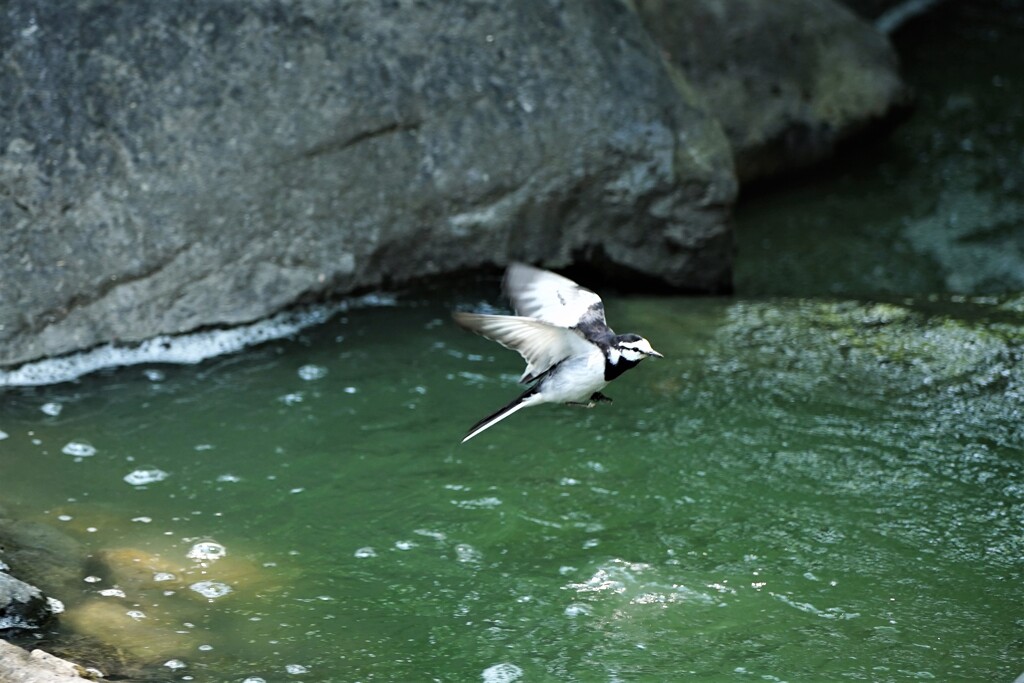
648;349;664;358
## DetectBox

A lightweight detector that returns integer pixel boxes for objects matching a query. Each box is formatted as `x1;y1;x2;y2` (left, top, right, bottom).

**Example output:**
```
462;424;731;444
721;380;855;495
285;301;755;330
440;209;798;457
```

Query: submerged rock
59;599;196;664
0;517;85;598
0;0;735;368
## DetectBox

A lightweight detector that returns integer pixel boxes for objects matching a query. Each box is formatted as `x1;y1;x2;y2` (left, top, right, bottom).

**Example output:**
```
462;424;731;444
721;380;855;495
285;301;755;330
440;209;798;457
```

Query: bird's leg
566;401;597;408
590;392;613;404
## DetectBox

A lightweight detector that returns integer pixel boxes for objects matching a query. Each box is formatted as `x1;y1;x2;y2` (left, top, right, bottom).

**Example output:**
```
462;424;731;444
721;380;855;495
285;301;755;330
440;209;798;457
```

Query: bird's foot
590;392;613;404
567;401;597;408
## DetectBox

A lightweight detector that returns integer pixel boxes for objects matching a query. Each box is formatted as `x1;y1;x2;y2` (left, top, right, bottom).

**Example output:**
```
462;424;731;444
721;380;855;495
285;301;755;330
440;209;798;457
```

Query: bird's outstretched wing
452;312;592;383
503;262;607;330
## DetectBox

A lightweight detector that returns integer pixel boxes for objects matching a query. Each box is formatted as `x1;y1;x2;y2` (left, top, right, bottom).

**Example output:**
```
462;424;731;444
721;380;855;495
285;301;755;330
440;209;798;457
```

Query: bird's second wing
503;262;606;329
452;312;592;383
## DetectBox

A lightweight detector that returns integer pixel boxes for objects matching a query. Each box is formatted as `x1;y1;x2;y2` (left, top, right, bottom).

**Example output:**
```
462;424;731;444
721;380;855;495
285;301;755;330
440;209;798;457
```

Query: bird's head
614;334;663;363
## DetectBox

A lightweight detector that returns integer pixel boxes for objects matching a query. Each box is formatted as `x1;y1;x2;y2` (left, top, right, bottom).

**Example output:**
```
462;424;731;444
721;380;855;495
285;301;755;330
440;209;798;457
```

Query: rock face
634;0;908;181
0;573;55;633
0;0;909;370
0;0;736;368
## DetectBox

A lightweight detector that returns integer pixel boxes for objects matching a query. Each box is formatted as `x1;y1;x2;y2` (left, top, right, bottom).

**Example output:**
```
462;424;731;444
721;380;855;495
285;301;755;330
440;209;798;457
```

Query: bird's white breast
535;346;608;404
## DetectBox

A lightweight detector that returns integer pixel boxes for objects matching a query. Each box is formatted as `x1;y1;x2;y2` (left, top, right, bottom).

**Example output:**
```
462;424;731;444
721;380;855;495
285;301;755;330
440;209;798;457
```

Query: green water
2;293;1022;681
3;3;1024;682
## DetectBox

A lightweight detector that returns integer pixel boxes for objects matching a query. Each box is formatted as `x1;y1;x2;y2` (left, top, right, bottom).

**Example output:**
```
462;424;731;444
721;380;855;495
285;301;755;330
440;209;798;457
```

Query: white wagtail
453;262;662;443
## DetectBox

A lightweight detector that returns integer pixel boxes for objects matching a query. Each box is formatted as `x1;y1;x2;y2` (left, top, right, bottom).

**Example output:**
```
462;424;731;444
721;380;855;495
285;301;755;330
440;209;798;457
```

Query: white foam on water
189;580;232;599
41;402;62;416
563;603;592;617
187;541;227;561
481;663;523;683
123;468;170;486
62;441;97;457
455;543;483;564
452;496;502;510
297;364;327;381
0;295;395;388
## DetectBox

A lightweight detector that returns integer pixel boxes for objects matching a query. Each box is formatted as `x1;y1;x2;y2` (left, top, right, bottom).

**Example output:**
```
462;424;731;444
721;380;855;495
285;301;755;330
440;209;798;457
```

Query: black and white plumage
453;262;663;443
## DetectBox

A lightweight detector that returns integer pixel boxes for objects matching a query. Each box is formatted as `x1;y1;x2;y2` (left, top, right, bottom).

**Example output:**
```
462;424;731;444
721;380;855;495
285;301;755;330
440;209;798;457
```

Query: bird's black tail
461;387;539;443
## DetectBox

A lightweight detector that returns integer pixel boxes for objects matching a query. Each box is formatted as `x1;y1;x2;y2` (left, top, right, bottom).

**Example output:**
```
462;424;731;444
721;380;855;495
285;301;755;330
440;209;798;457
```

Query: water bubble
564;603;592;617
413;528;447;541
41;402;62;416
298;364;327;381
187;541;226;561
83;576;102;584
343;386;358;394
198;644;213;651
62;441;96;457
189;581;232;599
143;368;166;382
285;664;309;675
455;543;482;564
131;516;152;523
46;597;64;614
126;610;146;620
164;659;187;670
241;678;266;683
354;547;377;558
123;468;170;486
452;496;502;509
216;474;241;483
99;588;126;598
279;392;304;405
154;572;176;582
57;515;72;522
0;430;8;440
481;662;523;683
394;540;417;551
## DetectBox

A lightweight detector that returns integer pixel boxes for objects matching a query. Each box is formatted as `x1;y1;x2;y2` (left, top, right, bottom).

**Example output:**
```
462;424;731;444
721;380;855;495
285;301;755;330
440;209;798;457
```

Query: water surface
2;293;1022;681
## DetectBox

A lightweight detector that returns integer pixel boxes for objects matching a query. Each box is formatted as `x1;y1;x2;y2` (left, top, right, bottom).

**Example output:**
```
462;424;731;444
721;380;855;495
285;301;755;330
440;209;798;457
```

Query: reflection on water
1;294;1021;681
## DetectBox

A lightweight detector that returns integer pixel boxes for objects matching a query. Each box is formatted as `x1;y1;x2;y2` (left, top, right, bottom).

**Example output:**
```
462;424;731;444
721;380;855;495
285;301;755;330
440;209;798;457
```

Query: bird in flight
453;262;663;443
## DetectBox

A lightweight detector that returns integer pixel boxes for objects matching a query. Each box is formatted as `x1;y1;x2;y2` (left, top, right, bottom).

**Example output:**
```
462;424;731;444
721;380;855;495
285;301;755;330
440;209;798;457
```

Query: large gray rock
0;573;54;633
0;0;736;367
634;0;908;181
0;641;88;683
